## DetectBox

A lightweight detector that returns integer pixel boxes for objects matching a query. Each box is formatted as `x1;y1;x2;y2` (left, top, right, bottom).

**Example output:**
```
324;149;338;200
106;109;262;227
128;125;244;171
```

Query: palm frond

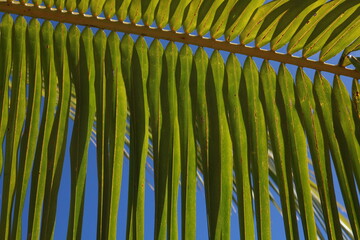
0;0;359;239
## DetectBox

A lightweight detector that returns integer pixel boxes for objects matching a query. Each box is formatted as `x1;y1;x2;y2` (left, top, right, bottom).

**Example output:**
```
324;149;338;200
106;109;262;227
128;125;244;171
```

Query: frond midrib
1;2;359;79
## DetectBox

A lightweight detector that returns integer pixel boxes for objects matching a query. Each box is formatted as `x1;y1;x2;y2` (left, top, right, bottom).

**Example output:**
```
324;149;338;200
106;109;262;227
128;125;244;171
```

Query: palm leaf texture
0;0;359;239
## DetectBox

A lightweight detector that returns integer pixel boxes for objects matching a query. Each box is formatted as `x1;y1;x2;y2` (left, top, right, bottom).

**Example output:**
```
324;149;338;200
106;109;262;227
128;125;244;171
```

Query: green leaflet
209;0;237;39
313;72;360;239
206;51;232;240
11;18;41;240
154;46;169;239
224;54;254;240
103;0;116;19
68;27;96;240
120;33;135;240
105;31;127;239
352;79;360;143
345;37;360;56
349;56;360;72
93;29;108;240
169;0;191;31
0;14;12;178
116;0;132;21
277;64;317;240
129;0;141;23
240;0;289;45
177;44;196;240
320;9;360;61
340;37;360;66
270;0;326;51
32;0;43;5
242;57;270;240
288;0;346;54
77;0;91;14
192;47;210;231
41;22;72;240
142;0;160;26
155;0;172;28
225;0;264;42
196;0;225;36
66;26;81;198
66;0;76;12
44;0;54;8
0;16;26;240
295;68;342;240
119;32;135;238
147;39;163;240
302;2;360;58
120;34;134;100
332;76;360;193
342;58;360;69
28;20;58;240
91;0;106;16
126;36;149;240
183;0;203;33
162;42;181;240
259;61;298;240
67;26;81;85
55;0;66;10
255;1;298;47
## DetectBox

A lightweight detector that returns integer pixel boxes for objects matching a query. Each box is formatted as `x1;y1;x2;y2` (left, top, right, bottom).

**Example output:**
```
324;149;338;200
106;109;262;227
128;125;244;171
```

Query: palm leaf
0;0;359;239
